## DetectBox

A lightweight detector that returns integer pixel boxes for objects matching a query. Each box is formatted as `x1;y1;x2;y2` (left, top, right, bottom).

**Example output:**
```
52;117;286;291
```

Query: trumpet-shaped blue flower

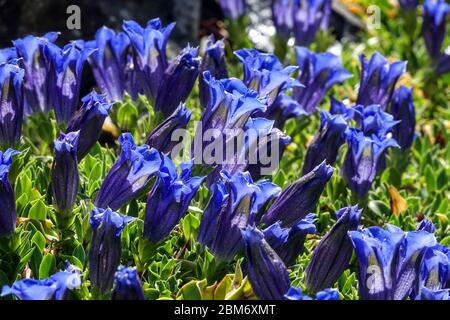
343;129;399;198
387;86;416;149
261;161;333;228
285;287;340;300
89;207;134;293
123;18;175;100
0;148;19;237
293;47;352;115
144;156;204;244
271;0;295;39
95;133;162;211
353;104;400;138
1;262;81;300
52;131;80;217
356;52;406;108
305;206;362;293
0;62;24;147
66;91;112;160
199;35;228;108
302;110;348;175
263;213;316;266
418;288;450;300
112;266;145;300
0;47;17;63
13;32;59;114
293;0;332;46
154;45;200;117
265;93;307;129
423;0;450;60
242;225;291;300
329;96;355;122
417;245;449;296
219;0;246;19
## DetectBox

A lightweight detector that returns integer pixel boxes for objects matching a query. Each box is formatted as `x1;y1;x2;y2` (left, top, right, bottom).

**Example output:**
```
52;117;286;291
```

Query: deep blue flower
261;161;333;228
293;47;352;115
416;245;449;296
329;96;356;122
399;0;418;9
349;225;437;300
89;207;134;293
302;110;348;175
387;86;416;150
353;104;400;138
95;133;162;211
423;0;450;60
13;32;59;114
418;288;450;300
52;131;80;217
305;205;362;293
0;47;17;63
219;0;246;19
437;54;450;75
199;35;228;108
154;45;200;117
0;148;19;237
144;156;204;244
285;287;340;300
112;266;145;300
66;91;112;160
198;171;278;261
271;0;296;39
343;129;399;198
263;213;316;266
123;18;175;100
356;52;406;108
85;27;132;102
293;0;332;46
1;262;81;300
242;225;291;300
0;62;24;147
265;93;307;129
417;217;436;233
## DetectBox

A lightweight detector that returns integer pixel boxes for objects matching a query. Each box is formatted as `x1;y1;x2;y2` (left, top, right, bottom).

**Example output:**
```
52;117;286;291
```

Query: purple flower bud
272;0;295;39
199;35;228;108
0;62;24;147
302;110;348;175
387;86;416;149
95;133;162;211
293;47;352;115
123;18;175;100
305;205;362;293
89;207;134;293
219;0;246;20
52;131;80;217
356;52;406;108
154;45;200;117
146;103;191;155
293;0;332;46
0;148;19;237
112;266;145;300
66;91;112;160
423;0;450;60
261;161;333;228
144;156;204;244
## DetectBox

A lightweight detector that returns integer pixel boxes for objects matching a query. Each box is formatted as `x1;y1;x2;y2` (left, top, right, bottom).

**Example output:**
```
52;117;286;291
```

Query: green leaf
28;200;47;220
31;231;46;252
425;164;437;193
39;254;56;279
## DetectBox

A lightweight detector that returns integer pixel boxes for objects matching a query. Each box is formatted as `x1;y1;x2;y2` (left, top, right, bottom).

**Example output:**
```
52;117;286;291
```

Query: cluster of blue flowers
0;0;449;301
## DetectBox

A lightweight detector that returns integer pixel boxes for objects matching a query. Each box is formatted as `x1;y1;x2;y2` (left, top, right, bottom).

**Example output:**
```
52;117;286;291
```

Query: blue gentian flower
85;27;132;102
89;207;134;293
417;217;436;233
387;86;416;150
242;225;291;300
285;287;340;300
329;96;355;122
263;213;316;266
293;47;352;115
261;161;333;228
95;133;162;211
144;156;204;244
353;104;400;138
265;93;307;129
146;103;191;155
305;206;362;293
293;0;332;46
0;47;18;63
199;35;228;108
154;45;200;117
437;53;450;75
423;0;450;60
123;18;175;100
112;266;145;300
416;245;449;296
0;62;24;147
66;91;112;160
349;225;437;300
0;148;19;237
13;32;59;114
356;52;406;108
343;129;399;198
1;262;81;300
271;0;296;39
219;0;246;20
418;288;450;300
302;110;348;175
52;131;80;217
